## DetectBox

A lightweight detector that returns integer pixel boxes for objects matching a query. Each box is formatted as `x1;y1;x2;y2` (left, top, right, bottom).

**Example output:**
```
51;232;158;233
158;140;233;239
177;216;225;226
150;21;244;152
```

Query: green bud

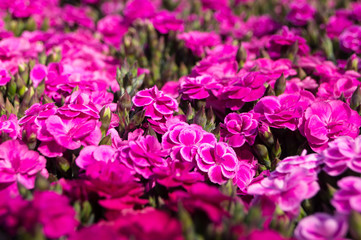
254;144;271;168
258;123;274;147
56;156;70;173
99;106;112;136
194;105;207;129
350;86;361;110
350;211;361;240
274;73;286;96
99;134;112;146
35;173;50;191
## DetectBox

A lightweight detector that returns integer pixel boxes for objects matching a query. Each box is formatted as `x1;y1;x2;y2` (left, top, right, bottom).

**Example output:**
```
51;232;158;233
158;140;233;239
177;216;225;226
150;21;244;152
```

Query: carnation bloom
326;15;353;39
151;11;184;34
30;64;47;88
0;140;48;191
132;86;178;120
196;142;239;184
117;135;168;179
253;93;312;131
322;136;361;176
97;15;128;48
76;145;116;170
340;25;361;54
162;122;216;163
32;191;79;238
294;213;348;240
276;150;323;174
0;114;20;140
267;26;310;59
180;74;221;100
286;2;316;26
331;176;361;214
247;168;319;212
177;31;221;57
220;112;259;147
299;100;361;152
0;67;11;86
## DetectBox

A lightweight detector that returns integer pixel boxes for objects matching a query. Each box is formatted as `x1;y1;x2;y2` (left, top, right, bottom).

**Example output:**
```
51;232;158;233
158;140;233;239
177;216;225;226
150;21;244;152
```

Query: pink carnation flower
299;100;361;152
0;67;11;86
97;15;128;48
331;176;361;214
340;25;361;54
0;140;48;192
151;11;184;34
0;114;20;140
180;74;222;100
117;135;168;179
253;93;312;131
294;213;348;240
30;64;47;88
322;136;361;176
76;145;116;170
248;168;319;212
132;85;178;120
177;31;221;57
196;142;239;184
276;150;323;174
32;191;79;238
162;122;217;163
220;112;259;147
286;2;316;26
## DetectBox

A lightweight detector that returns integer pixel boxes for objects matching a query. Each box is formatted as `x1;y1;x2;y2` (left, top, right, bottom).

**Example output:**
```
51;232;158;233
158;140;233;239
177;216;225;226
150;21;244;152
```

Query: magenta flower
332;176;361;214
248;168;319;212
132;85;178;120
0;140;48;191
85;161;147;212
233;162;257;193
32;191;79;238
30;64;47;88
97;15;128;48
123;0;155;23
340;25;361;54
299;100;361;152
322;136;361;176
286;2;316;26
162;122;217;163
294;213;348;240
220;112;259;147
0;114;20;140
0;67;11;86
45;115;100;150
196;142;239;184
151;11;184;34
76;145;116;170
241;229;289;240
180;74;222;100
168;183;230;223
117;135;168;179
326;15;353;39
253;93;311;131
221;72;267;110
69;224;118;240
276;150;323;175
177;31;221;57
267;26;310;59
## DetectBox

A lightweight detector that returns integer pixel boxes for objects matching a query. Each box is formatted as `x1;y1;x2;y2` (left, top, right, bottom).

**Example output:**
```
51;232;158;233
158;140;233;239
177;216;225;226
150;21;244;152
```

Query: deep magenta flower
0;140;48;191
220;112;259;147
276;151;323;175
299;100;361;152
286;2;316;26
267;26;310;59
30;64;47;88
123;0;155;23
97;15;128;48
326;15;353;39
177;31;221;57
0;114;20;140
196;142;239;184
117;135;168;179
76;145;116;170
253;93;312;131
132;85;178;120
294;213;348;240
0;67;11;86
162;122;216;163
151;11;184;34
248;168;319;212
332;176;361;214
322;136;361;176
32;191;79;238
180;74;222;100
340;25;361;54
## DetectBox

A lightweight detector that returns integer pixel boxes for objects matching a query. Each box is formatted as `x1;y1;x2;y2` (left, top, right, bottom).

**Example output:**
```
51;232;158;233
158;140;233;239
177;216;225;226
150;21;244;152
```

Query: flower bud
194;105;207;129
350;211;361;240
258;123;274;147
350;86;361;110
254;144;271;168
99;106;111;136
274;73;286;96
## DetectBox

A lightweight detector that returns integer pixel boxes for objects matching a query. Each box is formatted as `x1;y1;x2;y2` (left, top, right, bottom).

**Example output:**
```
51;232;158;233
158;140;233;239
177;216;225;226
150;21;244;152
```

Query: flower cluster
1;0;361;239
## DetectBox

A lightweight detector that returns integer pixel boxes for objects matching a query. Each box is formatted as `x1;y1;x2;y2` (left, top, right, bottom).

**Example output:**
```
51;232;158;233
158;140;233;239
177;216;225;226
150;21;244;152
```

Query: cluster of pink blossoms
2;0;361;239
